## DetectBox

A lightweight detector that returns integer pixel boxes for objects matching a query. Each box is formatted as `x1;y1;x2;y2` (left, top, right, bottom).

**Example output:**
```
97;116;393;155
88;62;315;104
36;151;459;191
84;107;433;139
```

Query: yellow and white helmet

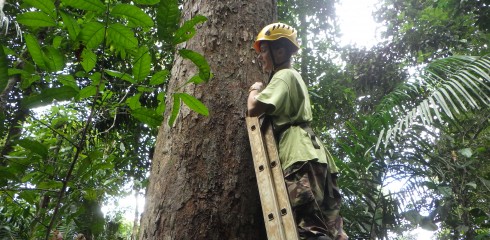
253;23;300;53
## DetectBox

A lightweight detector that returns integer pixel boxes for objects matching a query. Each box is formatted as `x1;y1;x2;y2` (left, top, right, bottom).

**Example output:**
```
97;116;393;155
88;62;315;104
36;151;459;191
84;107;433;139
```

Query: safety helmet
253;23;300;53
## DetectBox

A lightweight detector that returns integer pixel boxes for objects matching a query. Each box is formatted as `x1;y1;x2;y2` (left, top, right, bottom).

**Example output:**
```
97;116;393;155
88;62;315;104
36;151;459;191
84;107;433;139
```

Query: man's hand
247;82;268;116
248;82;264;93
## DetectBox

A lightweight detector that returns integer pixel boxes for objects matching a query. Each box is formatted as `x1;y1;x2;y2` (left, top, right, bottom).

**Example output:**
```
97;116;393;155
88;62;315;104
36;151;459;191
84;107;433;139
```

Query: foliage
1;0;489;239
0;0;209;239
329;1;490;239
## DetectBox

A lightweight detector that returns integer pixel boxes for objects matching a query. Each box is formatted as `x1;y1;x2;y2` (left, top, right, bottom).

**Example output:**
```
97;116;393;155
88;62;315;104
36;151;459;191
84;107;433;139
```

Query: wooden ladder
246;116;299;240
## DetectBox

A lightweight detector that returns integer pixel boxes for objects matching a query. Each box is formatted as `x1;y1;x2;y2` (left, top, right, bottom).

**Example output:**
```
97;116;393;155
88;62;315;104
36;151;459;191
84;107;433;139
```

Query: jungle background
0;0;489;239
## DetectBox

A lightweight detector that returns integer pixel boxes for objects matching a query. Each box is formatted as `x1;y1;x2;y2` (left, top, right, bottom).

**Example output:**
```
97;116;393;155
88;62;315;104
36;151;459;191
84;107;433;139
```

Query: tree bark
139;1;277;239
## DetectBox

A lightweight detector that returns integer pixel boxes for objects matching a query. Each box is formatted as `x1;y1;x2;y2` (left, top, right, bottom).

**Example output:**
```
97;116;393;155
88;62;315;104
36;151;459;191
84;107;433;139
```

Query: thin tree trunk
131;187;139;240
139;0;277;239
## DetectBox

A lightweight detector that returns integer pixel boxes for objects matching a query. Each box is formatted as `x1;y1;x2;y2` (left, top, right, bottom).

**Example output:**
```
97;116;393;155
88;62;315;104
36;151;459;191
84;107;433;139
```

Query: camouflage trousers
284;161;348;240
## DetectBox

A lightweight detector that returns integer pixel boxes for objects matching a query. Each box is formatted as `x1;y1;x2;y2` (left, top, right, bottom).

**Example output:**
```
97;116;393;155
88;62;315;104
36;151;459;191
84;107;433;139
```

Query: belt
274;122;321;149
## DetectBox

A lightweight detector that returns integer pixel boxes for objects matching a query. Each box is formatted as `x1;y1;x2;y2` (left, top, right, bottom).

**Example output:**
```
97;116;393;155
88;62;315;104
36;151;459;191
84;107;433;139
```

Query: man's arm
247;82;270;116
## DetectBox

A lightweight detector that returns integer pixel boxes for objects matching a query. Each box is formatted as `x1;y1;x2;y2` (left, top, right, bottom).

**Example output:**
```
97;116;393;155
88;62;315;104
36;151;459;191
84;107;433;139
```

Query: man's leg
284;161;347;240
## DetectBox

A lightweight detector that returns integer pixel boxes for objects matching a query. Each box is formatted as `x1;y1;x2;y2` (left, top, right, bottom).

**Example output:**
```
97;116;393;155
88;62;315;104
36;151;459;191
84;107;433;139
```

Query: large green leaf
24;0;56;18
0;167;19;185
16;139;49;158
157;0;180;43
156;92;166;114
18;191;37;205
78;85;97;99
126;94;142;110
60;11;81;41
131;107;163;128
17;12;56;27
176;93;209;116
42;46;65;72
111;4;154;28
104;69;135;83
79;22;106;49
107;23;138;50
173;15;207;44
25;34;46;69
149;70;169;85
133;0;160;5
22;86;79;108
37;180;64;189
20;75;41;89
81;48;97;72
133;46;151;82
62;0;105;13
58;75;79;90
178;49;211;82
0;46;8;93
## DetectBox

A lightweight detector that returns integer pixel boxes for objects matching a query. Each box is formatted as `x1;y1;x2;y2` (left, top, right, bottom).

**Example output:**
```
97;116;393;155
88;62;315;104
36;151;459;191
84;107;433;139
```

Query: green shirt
256;69;338;172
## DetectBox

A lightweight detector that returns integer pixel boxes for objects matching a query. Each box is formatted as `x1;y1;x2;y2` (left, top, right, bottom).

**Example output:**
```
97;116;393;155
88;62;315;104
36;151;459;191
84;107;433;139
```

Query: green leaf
178;49;211;82
137;86;154;93
176;93;209;116
111;4;154;28
466;182;477;189
42;46;65;72
22;86;79;108
104;69;135;83
16;139;48;158
131;107;163;128
133;0;160;5
20;75;41;89
52;36;63;49
174;15;207;44
25;34;46;69
0;167;19;185
60;11;81;41
18;191;37;204
186;75;204;84
149;70;169;85
78;86;97;99
62;0;105;13
24;0;56;18
133;46;151;82
458;148;472;158
157;0;180;43
81;48;97;72
79;22;105;49
0;46;8;93
58;75;79;90
126;94;142;110
17;12;56;27
37;180;63;189
167;94;181;127
107;23;138;50
156;92;165;114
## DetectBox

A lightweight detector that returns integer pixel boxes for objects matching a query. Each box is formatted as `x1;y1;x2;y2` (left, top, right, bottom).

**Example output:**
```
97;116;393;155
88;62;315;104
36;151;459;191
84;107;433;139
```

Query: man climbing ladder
247;22;348;240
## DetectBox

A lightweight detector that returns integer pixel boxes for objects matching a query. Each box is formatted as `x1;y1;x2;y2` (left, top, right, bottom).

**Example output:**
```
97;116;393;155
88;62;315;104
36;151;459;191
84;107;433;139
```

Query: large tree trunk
139;1;277;239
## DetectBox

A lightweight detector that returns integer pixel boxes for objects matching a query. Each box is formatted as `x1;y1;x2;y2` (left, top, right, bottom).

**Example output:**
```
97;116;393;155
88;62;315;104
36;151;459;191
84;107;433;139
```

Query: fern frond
376;55;490;152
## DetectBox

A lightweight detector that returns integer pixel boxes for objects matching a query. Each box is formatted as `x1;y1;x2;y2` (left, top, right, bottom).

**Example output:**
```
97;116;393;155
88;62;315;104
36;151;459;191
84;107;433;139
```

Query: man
247;23;348;240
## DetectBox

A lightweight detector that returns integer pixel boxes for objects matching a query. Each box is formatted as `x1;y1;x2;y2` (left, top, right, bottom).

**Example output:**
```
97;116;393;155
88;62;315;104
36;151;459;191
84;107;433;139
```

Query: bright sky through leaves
337;0;381;48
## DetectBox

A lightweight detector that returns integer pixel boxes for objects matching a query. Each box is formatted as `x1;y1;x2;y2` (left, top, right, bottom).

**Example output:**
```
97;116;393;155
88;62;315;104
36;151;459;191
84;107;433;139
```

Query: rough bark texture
139;1;277;239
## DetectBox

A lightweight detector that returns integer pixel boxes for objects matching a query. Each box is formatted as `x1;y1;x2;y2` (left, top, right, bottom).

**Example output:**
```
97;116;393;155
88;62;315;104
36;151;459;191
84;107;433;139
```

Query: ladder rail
246;116;299;240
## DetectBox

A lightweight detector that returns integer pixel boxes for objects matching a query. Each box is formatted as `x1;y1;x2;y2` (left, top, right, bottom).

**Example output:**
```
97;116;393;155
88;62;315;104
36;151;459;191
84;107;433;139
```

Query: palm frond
376;55;490;152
